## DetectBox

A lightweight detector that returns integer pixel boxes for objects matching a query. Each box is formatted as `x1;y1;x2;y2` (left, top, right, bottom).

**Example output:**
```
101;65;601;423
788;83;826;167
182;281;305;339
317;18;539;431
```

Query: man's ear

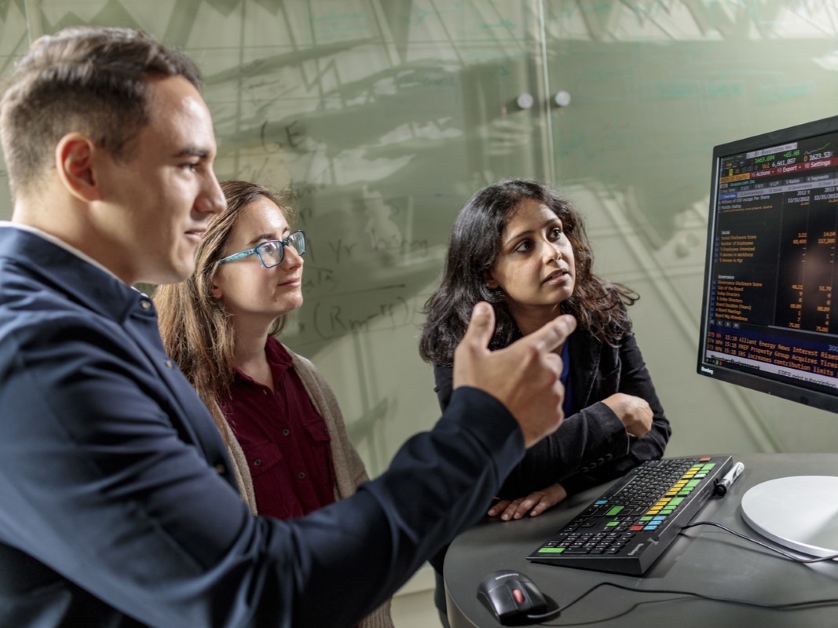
54;134;102;202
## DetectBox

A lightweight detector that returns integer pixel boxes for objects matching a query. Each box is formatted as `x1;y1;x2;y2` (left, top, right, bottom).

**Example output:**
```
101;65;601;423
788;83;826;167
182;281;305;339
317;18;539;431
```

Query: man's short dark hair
0;26;202;195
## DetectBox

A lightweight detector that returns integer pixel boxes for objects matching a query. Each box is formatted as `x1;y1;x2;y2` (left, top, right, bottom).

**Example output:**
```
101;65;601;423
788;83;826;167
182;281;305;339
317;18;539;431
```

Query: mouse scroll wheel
512;589;525;604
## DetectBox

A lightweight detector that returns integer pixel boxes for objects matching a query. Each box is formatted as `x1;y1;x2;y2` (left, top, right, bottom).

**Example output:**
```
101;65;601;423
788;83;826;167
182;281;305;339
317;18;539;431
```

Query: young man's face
94;75;225;286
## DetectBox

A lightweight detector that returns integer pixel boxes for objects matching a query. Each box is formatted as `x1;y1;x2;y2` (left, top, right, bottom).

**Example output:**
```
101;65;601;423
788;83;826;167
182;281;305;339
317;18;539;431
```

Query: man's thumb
463;302;495;349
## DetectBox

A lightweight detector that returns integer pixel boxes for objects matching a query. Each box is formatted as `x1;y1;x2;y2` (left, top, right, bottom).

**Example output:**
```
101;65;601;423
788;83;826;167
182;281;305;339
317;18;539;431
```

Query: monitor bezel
696;114;838;415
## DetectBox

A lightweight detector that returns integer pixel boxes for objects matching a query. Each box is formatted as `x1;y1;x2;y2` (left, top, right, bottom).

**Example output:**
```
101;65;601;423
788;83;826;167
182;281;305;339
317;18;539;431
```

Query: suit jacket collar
504;318;603;413
568;329;601;410
0;225;143;323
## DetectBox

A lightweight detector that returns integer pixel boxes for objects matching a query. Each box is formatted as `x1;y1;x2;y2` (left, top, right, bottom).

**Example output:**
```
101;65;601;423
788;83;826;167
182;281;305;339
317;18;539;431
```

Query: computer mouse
476;569;549;625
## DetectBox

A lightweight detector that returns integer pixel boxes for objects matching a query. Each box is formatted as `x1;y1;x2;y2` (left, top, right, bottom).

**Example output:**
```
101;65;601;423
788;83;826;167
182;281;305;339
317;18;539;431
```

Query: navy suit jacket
0;226;525;627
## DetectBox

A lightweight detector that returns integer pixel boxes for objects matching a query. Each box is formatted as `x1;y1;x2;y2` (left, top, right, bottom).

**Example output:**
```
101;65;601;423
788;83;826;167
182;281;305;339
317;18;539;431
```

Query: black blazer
0;226;525;628
433;323;671;498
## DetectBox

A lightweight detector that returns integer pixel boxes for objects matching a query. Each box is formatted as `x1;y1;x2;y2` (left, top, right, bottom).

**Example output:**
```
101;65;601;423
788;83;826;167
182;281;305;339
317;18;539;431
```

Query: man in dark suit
0;26;575;627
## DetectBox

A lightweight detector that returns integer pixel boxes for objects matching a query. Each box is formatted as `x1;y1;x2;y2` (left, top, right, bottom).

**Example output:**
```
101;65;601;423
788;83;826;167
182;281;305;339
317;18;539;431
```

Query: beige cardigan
222;347;394;628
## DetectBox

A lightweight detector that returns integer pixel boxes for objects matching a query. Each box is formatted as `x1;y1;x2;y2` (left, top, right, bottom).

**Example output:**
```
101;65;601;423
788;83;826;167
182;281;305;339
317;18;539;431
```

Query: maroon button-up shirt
221;336;336;519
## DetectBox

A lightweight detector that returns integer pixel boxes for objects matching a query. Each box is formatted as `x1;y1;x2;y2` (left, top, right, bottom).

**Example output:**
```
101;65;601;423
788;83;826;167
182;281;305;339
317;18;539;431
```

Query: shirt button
253;458;262;467
282;429;290;437
298;472;306;479
164;359;173;368
215;464;225;474
140;300;151;310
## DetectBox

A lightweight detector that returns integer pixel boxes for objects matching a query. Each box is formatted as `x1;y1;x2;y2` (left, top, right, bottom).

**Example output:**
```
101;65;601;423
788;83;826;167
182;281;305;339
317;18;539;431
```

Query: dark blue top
560;340;574;419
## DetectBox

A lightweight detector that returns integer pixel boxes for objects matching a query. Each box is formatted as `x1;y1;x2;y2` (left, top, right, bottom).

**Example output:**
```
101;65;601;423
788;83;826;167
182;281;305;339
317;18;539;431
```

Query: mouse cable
682;520;838;563
523;606;563;622
529;522;838;625
537;580;838;626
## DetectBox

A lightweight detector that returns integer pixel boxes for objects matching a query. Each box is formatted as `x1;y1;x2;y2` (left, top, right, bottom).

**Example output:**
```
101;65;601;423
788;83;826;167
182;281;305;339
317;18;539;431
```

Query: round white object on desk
741;475;838;557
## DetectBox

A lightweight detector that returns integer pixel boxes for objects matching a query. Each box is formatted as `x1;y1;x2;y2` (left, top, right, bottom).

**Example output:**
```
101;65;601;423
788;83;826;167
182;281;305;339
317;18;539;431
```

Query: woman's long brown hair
154;180;295;436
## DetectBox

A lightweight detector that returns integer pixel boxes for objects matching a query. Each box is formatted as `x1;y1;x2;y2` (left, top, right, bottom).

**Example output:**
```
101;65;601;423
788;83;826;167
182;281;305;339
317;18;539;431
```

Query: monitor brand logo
700;366;714;375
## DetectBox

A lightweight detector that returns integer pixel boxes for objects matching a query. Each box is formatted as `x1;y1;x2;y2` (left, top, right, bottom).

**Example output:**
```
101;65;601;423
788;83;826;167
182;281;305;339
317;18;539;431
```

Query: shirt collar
0;223;150;323
232;336;293;387
0;222;125;284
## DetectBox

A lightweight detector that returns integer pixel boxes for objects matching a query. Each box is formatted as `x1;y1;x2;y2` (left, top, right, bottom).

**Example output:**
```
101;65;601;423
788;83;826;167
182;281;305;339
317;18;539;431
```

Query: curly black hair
419;179;638;366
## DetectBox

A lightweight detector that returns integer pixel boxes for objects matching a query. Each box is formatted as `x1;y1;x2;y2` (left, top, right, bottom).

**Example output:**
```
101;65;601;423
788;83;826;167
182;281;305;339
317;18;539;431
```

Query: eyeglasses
217;230;306;269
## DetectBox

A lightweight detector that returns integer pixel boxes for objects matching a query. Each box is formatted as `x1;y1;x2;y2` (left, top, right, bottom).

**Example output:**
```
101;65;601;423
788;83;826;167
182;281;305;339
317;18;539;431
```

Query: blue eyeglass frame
217;230;306;269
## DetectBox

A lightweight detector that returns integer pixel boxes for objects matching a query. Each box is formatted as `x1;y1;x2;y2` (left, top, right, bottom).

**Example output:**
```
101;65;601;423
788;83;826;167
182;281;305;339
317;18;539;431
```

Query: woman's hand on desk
602;393;653;438
487;483;568;521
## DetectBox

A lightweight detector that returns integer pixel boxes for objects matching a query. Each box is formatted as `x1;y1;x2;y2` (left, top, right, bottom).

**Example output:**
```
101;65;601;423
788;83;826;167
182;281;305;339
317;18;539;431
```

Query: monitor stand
740;476;838;557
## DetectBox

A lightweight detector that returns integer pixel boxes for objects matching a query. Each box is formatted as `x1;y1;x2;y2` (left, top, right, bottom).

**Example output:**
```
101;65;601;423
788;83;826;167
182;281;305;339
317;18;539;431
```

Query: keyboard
527;455;733;576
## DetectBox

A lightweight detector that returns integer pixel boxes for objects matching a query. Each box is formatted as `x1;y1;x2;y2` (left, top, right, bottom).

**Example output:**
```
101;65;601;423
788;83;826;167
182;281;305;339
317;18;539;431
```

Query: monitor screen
697;115;838;414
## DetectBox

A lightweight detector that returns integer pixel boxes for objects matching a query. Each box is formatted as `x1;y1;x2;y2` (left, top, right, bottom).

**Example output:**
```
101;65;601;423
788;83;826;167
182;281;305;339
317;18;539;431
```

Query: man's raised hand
453;302;576;448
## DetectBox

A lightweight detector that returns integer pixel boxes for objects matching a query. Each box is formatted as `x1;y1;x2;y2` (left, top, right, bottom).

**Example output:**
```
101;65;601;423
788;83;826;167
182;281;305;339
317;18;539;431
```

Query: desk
445;454;838;627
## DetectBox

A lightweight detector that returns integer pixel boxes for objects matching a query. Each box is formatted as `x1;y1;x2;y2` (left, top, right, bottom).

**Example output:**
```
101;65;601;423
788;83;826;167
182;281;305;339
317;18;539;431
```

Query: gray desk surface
444;453;838;627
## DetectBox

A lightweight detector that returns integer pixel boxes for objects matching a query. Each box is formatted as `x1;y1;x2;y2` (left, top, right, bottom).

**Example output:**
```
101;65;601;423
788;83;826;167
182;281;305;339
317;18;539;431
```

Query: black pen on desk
714;461;745;496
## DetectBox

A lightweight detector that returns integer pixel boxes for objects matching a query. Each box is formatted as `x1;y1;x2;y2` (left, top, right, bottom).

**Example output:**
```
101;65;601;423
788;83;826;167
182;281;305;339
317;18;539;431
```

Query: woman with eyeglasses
154;180;394;628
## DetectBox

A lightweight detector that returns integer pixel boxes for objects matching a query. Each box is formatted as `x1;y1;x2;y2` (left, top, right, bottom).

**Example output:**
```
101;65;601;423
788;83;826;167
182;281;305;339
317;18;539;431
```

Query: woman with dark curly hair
419;179;671;626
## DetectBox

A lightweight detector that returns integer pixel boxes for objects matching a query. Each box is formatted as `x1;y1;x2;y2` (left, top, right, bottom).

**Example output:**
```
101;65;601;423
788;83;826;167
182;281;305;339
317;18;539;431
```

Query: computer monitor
697;115;838;557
